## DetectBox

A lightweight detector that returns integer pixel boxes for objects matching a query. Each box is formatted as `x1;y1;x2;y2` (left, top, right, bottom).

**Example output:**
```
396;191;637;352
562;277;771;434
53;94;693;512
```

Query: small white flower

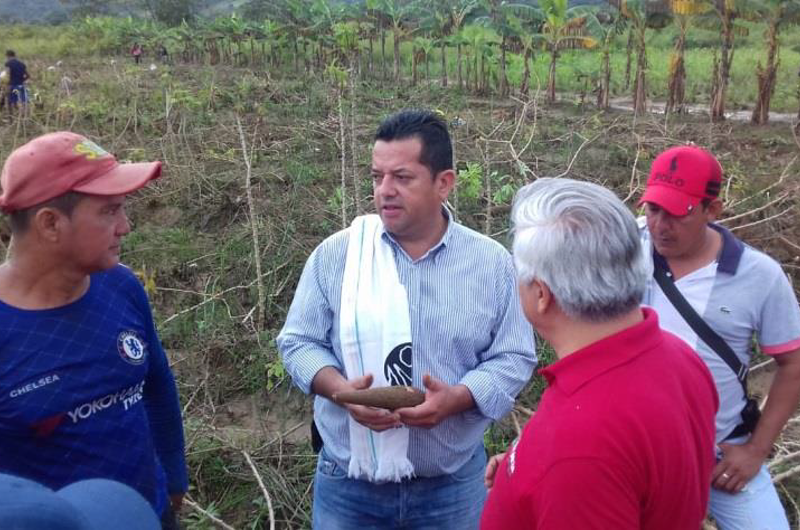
149;63;157;71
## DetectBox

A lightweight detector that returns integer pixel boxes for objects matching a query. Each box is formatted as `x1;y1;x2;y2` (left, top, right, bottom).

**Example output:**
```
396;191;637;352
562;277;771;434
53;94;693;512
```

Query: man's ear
706;198;724;222
435;169;456;202
534;279;554;315
31;208;65;243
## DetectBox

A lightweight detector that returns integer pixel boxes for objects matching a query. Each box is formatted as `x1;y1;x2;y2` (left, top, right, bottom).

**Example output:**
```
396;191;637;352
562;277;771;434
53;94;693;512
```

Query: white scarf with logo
339;214;415;482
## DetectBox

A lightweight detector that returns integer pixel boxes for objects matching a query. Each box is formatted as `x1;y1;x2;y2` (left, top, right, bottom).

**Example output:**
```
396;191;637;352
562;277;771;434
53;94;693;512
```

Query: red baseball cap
0;132;162;214
639;145;722;216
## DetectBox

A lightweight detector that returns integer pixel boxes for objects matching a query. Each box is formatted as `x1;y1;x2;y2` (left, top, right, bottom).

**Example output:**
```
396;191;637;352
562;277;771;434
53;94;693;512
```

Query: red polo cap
0;132;162;214
639;145;722;216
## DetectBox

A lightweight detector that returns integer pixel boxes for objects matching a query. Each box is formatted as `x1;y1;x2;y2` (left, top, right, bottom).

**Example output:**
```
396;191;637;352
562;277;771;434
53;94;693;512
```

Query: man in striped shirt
278;109;536;529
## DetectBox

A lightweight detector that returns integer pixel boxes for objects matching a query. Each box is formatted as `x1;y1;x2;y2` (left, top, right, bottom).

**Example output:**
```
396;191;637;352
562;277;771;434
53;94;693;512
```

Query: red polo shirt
481;308;718;530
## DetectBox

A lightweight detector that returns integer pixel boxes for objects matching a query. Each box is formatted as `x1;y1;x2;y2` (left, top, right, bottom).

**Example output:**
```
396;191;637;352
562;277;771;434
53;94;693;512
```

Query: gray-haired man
482;178;718;530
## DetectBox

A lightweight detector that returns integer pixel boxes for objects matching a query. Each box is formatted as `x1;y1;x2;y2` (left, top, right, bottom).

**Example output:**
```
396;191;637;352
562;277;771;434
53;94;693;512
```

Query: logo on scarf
384;342;413;386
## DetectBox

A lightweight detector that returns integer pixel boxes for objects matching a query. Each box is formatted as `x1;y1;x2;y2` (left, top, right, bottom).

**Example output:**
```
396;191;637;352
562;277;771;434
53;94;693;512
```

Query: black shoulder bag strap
652;253;748;389
652;252;759;439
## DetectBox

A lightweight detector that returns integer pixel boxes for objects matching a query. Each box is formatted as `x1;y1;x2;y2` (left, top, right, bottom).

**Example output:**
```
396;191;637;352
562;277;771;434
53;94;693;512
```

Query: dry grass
1;55;799;528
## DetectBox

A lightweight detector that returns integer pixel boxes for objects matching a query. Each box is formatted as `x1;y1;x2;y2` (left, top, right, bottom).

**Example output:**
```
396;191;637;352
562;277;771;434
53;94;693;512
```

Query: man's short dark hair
5;50;15;58
374;109;453;176
8;192;84;234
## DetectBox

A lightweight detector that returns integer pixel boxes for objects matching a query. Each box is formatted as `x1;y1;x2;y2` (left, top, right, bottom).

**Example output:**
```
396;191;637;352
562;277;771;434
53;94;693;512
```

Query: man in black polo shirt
5;50;29;110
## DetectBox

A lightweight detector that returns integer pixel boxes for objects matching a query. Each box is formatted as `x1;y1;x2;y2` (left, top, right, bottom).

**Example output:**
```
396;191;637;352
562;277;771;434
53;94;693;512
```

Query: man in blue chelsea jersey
0;132;188;529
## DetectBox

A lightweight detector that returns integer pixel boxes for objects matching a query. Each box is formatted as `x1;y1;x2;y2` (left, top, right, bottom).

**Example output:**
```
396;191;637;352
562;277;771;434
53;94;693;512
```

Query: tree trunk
480;51;486;94
601;46;611;109
412;48;418;86
633;27;647;115
457;42;463;89
752;21;779;124
474;51;479;93
711;12;734;122
547;48;558;103
521;47;531;95
393;30;401;82
500;35;508;96
666;18;687;114
797;77;800;121
303;39;310;75
625;28;634;90
441;40;448;87
293;36;299;74
465;53;472;92
381;30;387;80
425;50;430;81
368;35;374;74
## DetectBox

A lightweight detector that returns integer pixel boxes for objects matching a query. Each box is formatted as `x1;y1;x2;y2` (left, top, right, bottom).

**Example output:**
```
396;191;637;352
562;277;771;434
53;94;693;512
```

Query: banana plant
665;0;711;114
460;23;499;94
703;0;749;121
749;0;800;124
422;0;479;88
476;1;537;96
609;0;665;115
447;0;480;88
366;0;391;79
373;0;417;83
595;10;625;109
534;0;600;104
333;21;361;68
411;35;433;84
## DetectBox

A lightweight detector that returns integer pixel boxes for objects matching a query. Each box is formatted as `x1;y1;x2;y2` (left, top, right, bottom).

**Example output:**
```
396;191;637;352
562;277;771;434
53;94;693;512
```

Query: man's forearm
311;366;350;399
748;350;800;457
448;383;477;415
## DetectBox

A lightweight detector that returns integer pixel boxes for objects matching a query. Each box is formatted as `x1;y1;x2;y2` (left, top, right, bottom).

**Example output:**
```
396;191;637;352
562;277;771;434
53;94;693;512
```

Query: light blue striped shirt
277;211;537;477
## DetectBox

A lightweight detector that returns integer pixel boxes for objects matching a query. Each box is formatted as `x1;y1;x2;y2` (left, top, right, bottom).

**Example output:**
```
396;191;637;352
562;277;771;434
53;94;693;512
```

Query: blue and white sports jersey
0;265;187;515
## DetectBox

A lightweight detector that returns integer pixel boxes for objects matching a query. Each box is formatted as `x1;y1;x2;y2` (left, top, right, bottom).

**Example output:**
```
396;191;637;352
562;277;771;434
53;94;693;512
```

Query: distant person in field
639;146;800;529
131;42;143;65
278;109;536;529
0;132;188;530
4;50;29;111
481;178;718;530
158;44;169;64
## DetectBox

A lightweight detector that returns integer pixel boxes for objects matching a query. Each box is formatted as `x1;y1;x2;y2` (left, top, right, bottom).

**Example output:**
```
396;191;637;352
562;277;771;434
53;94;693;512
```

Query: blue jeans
9;85;26;105
710;455;789;530
312;446;487;530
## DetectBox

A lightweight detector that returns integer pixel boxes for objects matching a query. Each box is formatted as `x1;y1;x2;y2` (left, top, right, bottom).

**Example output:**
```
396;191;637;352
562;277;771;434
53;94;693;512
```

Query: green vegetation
3;0;800;117
2;1;800;527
